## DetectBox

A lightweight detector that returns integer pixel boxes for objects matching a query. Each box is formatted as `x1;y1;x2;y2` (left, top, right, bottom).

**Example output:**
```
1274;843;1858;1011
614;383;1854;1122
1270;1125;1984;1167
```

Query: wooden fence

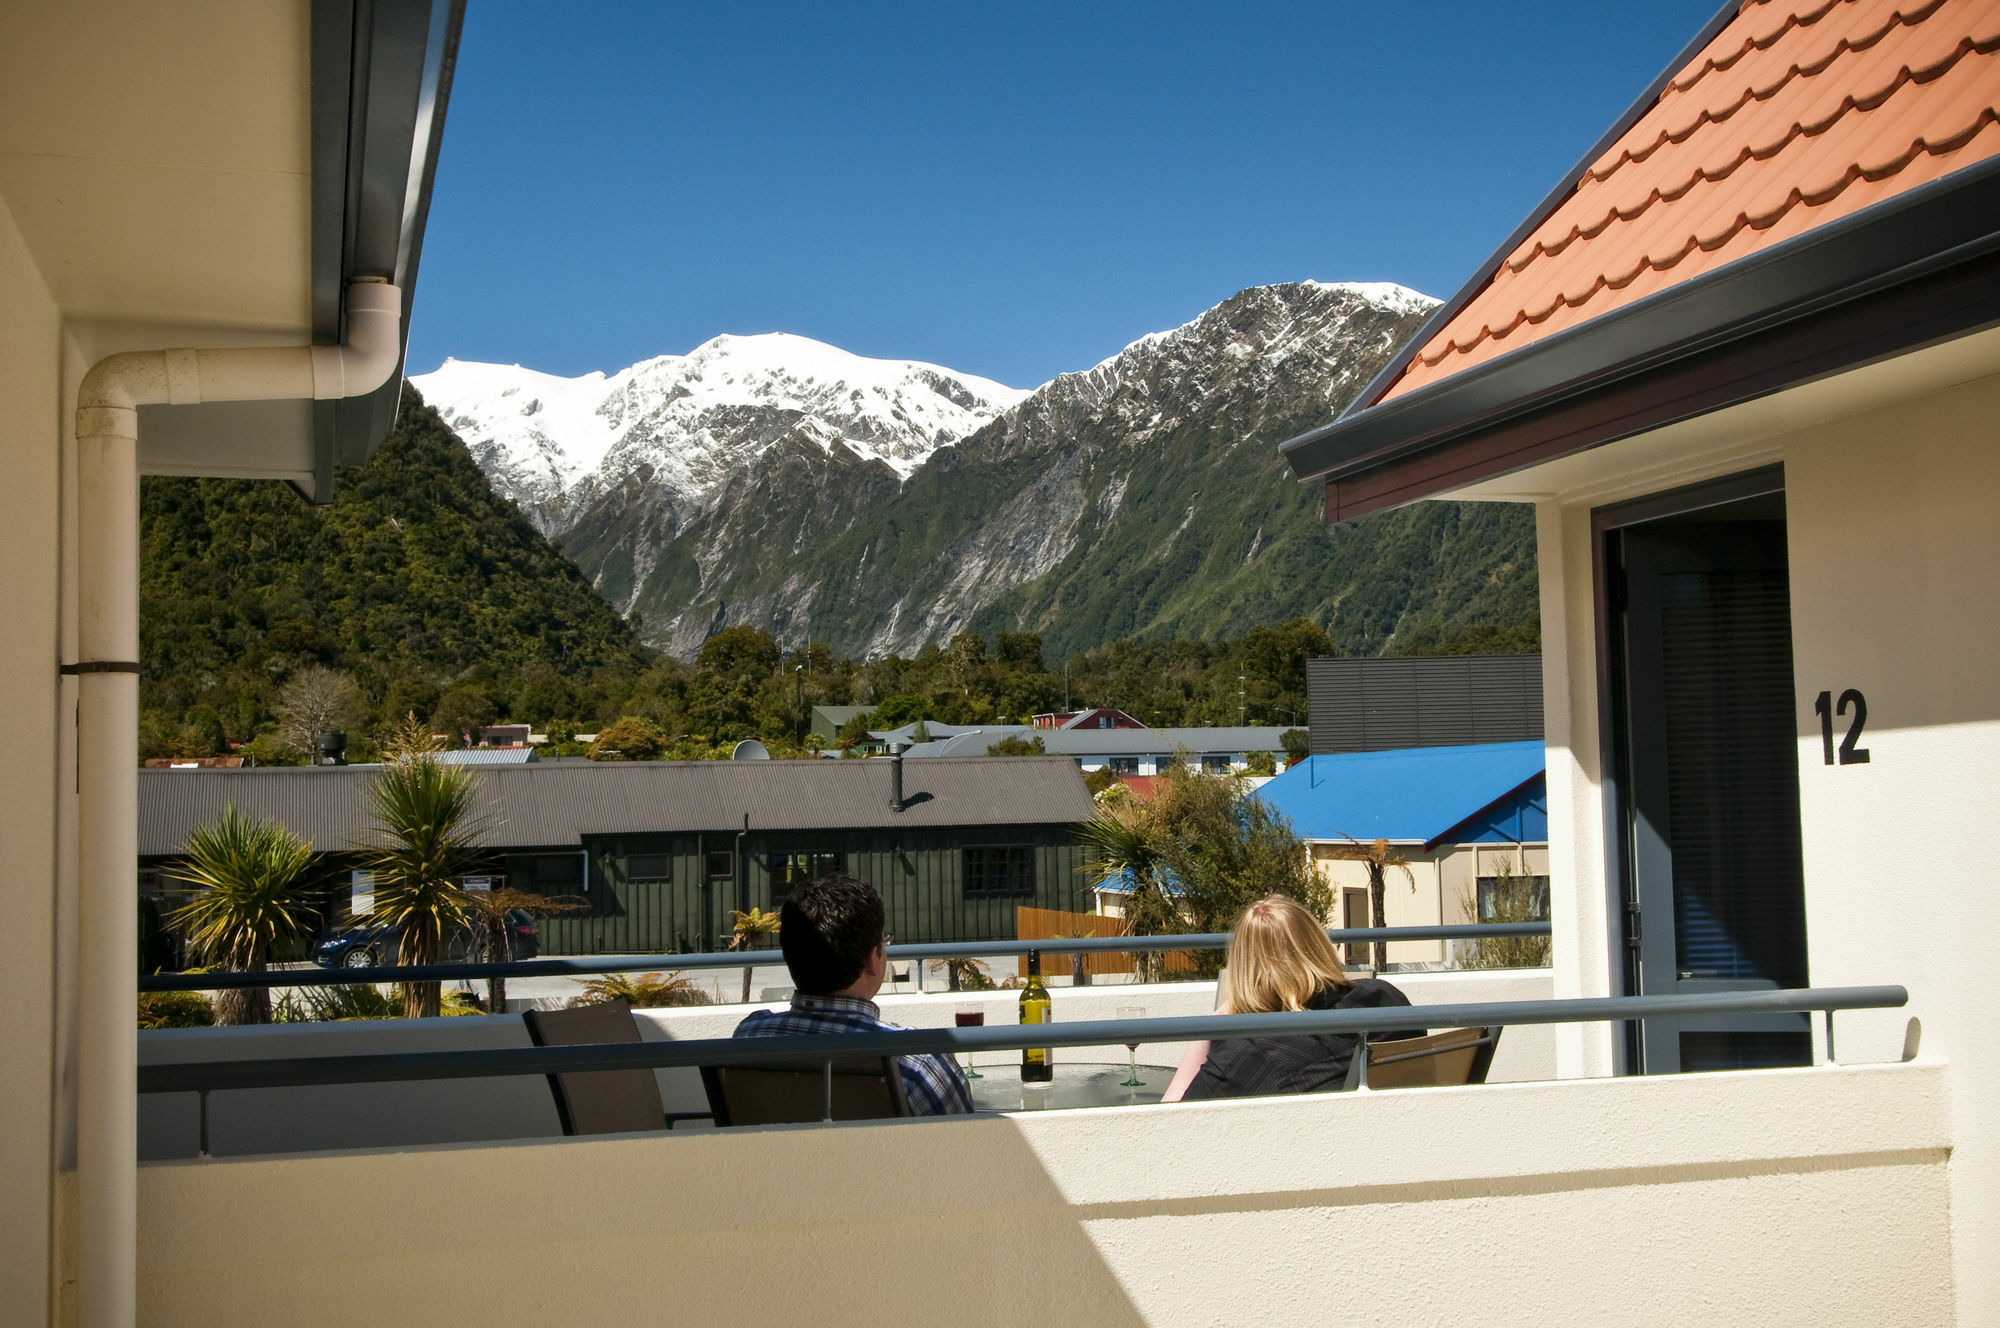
1012;905;1206;980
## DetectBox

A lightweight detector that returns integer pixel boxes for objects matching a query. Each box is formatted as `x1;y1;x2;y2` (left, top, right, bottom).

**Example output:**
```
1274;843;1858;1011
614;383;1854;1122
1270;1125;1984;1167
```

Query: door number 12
1814;689;1870;765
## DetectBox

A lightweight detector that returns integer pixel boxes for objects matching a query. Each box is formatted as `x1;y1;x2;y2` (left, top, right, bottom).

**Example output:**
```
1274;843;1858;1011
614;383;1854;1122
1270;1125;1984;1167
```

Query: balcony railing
137;922;1554;991
138;984;1906;1147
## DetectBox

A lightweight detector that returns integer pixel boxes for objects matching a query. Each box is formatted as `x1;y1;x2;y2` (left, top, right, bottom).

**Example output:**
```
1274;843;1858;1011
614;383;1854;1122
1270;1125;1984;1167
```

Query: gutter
71;282;402;1328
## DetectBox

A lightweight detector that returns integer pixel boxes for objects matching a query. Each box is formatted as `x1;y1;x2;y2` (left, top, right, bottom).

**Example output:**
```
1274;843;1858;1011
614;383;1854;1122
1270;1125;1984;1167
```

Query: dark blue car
312;910;540;969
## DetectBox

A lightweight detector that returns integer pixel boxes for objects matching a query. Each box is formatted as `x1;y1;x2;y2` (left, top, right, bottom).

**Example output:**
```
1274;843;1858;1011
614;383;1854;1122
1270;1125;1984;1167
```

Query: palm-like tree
165;805;316;1025
358;746;485;1017
463;887;585;1011
1078;804;1177;981
1322;835;1415;969
728;907;782;1003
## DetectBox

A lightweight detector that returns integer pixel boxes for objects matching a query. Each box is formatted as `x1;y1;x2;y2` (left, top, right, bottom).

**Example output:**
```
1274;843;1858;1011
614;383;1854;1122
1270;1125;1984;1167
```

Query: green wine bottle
1020;948;1053;1083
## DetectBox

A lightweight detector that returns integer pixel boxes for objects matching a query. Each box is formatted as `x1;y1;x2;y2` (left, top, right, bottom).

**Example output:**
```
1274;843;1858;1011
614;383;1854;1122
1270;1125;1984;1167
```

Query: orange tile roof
1382;0;2000;403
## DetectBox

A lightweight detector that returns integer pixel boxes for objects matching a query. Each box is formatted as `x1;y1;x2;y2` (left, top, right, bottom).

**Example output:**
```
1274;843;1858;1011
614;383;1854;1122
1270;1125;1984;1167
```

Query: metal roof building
1255;740;1547;849
138;756;1095;856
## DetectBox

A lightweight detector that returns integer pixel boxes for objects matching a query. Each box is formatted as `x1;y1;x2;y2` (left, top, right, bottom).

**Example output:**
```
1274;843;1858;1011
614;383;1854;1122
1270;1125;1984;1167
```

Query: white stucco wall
133;1060;1951;1327
0;187;66;1328
1520;356;2000;1324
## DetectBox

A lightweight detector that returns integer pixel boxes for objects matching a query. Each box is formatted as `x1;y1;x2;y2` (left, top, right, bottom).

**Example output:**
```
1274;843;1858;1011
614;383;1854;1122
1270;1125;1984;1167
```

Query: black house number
1813;689;1870;765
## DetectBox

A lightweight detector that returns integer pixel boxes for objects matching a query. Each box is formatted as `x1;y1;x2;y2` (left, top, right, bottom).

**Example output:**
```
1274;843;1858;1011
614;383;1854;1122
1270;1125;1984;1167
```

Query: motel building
4;4;2000;1327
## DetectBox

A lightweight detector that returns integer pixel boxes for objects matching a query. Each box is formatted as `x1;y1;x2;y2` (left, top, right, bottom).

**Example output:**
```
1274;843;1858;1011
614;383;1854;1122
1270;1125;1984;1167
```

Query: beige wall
1783;371;2000;1326
1518;355;2000;1322
0;188;65;1328
1310;842;1549;964
133;1060;1950;1327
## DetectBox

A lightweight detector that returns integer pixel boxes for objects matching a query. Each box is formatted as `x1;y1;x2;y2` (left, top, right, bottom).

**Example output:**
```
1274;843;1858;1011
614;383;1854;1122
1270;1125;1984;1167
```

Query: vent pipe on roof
889;742;908;812
70;280;402;1328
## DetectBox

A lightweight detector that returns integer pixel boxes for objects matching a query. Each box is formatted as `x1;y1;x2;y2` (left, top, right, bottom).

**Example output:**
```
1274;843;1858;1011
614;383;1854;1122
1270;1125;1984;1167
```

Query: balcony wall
135;1060;1952;1327
138;969;1557;1160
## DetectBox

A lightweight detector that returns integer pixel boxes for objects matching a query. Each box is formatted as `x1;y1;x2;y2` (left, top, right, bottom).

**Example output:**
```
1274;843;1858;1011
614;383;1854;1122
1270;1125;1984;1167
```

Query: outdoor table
969;1061;1174;1112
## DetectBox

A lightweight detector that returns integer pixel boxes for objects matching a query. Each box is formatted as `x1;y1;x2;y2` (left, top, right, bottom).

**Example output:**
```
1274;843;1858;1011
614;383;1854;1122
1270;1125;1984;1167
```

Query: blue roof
1256;741;1546;848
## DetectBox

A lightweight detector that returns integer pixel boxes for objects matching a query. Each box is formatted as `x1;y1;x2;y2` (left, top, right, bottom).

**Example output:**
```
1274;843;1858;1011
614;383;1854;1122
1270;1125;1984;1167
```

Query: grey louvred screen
1307;655;1543;754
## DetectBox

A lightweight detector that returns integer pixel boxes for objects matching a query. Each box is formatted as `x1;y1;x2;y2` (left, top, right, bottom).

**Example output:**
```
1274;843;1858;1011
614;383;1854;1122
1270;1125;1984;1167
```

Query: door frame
1590;463;1789;1073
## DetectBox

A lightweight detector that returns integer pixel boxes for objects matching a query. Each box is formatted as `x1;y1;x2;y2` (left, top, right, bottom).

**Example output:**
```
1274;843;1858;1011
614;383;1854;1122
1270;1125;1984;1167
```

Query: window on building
625;853;673;882
1476;874;1551;923
768;851;847;897
1109;756;1139;773
963;845;1035;898
707;850;735;879
507;852;586;893
1202;753;1236;773
1097;715;1113;728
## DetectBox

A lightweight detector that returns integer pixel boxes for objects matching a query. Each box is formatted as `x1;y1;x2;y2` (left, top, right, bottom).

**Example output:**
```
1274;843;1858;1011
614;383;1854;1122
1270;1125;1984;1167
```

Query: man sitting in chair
732;874;972;1115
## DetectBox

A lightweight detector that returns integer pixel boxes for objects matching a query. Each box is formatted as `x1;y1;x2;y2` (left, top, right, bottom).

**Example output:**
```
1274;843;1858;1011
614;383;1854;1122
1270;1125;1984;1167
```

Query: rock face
417;281;1541;661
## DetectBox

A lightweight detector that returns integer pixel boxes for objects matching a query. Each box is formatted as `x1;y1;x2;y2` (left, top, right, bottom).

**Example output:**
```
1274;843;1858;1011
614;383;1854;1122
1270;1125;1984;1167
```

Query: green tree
164;805;317;1024
1280;729;1311;764
985;734;1047;757
1080;759;1326;978
357;723;484;1017
588;716;667;761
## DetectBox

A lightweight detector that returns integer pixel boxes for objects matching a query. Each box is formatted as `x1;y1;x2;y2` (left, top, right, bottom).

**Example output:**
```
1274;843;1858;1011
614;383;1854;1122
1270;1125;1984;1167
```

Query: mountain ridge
417;280;1538;663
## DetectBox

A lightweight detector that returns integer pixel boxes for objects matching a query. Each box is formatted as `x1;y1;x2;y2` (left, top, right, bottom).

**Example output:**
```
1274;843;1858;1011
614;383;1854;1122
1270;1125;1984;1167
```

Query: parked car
311;910;540;969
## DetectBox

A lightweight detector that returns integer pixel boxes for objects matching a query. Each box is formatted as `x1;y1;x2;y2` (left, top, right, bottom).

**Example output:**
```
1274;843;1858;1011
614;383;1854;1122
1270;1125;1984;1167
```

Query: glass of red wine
1118;1005;1147;1086
955;1009;984;1079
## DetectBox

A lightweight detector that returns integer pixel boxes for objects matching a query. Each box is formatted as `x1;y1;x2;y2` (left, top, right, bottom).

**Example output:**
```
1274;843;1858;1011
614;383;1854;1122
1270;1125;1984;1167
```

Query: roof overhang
1282;156;2000;521
1278;0;2000;523
142;0;463;502
0;0;462;503
1422;772;1546;852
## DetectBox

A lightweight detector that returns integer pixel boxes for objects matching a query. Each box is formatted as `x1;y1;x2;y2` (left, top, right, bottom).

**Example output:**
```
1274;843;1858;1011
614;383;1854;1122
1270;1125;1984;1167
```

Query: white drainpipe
71;280;402;1328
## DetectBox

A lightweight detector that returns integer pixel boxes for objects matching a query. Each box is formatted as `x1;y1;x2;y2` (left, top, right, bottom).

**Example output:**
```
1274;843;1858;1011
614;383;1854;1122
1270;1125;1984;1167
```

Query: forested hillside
139;388;658;760
138;385;1535;761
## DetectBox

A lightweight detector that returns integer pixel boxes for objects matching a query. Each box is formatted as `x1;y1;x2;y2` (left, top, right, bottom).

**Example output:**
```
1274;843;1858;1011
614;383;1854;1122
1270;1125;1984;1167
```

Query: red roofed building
1285;2;2000;1319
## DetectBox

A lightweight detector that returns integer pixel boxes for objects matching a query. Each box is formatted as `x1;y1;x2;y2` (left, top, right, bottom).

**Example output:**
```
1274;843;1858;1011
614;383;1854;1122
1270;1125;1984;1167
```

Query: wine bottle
1020;948;1053;1083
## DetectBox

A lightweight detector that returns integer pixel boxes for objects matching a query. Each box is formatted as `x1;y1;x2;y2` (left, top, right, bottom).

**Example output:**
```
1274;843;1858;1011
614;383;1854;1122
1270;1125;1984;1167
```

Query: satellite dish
731;739;772;761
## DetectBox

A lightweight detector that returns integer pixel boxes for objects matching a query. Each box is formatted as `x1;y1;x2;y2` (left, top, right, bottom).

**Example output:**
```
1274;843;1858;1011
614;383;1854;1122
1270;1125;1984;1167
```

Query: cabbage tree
166;805;315;1024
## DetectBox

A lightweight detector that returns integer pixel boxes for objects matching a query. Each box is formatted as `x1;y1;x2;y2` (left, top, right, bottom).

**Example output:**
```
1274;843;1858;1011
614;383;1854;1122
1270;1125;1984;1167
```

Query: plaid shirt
732;993;973;1116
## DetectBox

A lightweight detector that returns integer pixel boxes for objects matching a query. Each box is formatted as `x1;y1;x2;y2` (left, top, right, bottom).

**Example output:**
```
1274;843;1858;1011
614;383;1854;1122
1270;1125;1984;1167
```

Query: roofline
304;0;466;501
1324;0;1743;431
1281;154;2000;496
1423;772;1547;852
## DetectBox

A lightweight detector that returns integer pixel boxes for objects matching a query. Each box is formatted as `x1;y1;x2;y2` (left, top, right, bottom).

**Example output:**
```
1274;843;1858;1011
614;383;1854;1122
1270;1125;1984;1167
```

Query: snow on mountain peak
411;338;1031;521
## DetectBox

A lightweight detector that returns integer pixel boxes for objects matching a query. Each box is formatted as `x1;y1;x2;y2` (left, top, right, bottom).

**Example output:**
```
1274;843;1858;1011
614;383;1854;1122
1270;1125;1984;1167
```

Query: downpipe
71;281;401;1328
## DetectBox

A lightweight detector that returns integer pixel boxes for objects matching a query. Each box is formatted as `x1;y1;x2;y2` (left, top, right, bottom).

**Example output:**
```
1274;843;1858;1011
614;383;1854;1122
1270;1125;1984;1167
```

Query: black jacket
1181;979;1423;1101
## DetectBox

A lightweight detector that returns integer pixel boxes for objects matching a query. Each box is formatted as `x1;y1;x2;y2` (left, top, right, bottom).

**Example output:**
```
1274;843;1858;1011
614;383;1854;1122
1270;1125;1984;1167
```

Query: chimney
888;742;907;812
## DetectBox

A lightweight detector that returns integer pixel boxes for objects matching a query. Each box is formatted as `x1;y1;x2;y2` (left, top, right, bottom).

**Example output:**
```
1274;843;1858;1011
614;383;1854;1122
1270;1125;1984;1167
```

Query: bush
272;984;487;1022
1242;750;1277;776
1454;866;1552;970
137;990;214;1029
985;734;1046;757
571;971;712;1009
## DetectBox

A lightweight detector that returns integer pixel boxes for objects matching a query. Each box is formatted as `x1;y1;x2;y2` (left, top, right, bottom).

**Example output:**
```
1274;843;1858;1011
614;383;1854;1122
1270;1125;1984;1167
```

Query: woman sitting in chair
1163;895;1423;1101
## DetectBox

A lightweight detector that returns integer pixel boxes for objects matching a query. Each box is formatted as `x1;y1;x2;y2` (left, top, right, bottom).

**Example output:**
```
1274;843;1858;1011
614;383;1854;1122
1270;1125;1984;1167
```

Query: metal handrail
137;922;1552;991
136;984;1904;1097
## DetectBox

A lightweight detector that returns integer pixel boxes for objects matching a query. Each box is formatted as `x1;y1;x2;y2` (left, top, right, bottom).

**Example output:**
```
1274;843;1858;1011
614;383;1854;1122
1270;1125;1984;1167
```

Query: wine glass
1117;1005;1147;1086
955;1009;984;1079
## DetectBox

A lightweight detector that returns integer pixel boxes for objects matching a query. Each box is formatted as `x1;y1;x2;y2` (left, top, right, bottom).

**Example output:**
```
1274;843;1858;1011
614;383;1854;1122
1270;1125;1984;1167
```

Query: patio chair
1344;1026;1501;1091
701;1056;912;1126
522;998;677;1136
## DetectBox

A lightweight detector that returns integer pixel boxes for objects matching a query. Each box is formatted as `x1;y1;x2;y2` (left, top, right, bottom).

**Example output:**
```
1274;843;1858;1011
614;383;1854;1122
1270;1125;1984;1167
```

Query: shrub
571;971;712;1009
137;990;214;1030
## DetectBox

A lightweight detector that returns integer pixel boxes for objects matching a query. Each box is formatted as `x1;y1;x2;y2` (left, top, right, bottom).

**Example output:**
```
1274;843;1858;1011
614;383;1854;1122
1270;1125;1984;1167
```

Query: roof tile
1384;0;2000;401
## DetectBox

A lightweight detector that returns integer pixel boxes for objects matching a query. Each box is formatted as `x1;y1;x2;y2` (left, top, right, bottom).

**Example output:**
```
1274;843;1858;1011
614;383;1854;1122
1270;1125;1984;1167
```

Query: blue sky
408;1;1723;389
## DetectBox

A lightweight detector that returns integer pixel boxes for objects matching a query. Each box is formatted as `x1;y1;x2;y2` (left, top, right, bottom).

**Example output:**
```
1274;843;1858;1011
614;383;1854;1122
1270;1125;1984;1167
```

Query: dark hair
777;875;885;995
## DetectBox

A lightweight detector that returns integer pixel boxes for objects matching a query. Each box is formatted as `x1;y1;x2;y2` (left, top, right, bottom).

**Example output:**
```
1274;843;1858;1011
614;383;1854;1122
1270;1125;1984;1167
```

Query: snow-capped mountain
415;280;1541;663
412;333;1029;532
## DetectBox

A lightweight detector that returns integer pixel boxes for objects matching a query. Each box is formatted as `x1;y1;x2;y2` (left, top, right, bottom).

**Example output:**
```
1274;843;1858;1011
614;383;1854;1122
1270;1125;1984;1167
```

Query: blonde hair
1215;895;1351;1015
